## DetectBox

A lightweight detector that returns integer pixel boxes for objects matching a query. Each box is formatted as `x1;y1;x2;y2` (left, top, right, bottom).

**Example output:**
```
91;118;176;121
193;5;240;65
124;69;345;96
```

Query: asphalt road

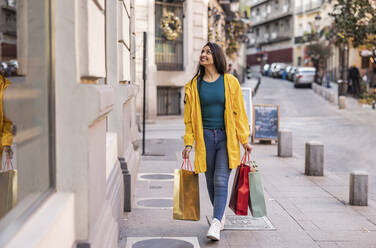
250;76;376;200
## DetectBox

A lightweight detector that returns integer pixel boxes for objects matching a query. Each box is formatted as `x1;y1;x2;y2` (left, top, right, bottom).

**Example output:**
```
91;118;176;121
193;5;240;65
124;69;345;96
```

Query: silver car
294;67;316;87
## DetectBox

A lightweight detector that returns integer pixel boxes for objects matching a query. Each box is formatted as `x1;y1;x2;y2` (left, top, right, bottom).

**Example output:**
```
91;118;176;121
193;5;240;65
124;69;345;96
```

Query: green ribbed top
197;74;225;129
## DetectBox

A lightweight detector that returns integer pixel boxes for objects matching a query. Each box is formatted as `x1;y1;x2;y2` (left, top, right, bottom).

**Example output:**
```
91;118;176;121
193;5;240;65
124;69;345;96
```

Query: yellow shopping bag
173;159;200;221
0;159;17;218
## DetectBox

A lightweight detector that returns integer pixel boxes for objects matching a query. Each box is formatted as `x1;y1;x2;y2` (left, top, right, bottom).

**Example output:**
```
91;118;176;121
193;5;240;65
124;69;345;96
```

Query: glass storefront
0;0;54;242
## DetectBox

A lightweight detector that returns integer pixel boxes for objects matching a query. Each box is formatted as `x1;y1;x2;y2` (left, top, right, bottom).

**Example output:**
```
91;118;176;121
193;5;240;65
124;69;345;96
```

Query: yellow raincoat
184;73;250;173
0;76;13;170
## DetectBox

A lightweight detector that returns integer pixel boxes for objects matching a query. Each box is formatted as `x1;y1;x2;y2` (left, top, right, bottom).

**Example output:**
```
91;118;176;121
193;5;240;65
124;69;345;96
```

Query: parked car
277;63;288;78
261;64;270;76
270;63;286;78
293;67;316;87
269;63;279;77
6;60;18;76
0;62;7;76
287;66;297;81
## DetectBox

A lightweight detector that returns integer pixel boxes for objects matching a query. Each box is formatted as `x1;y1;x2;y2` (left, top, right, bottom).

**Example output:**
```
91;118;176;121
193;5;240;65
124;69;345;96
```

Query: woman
182;42;252;241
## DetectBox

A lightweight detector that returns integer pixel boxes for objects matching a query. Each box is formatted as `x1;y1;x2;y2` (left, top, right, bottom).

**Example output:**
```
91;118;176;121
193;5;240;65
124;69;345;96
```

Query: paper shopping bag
173;159;200;221
229;154;250;215
0;160;17;218
248;166;267;218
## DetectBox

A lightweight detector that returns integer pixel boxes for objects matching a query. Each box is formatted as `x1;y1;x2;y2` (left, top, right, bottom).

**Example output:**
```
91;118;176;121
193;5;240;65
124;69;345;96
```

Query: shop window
0;0;54;242
155;0;184;71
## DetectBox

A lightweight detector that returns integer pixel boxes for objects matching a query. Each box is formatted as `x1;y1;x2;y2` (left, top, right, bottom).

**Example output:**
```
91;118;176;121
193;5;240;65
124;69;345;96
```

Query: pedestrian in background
348;65;361;97
227;63;233;74
182;42;252;241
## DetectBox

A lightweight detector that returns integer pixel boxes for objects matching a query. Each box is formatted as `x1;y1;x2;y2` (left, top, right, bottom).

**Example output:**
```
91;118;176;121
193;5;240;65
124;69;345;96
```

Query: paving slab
120;114;376;247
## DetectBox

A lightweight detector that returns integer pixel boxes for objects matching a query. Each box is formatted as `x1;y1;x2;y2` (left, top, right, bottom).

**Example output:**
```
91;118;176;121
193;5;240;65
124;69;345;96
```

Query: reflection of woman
0;74;13;170
182;42;252;241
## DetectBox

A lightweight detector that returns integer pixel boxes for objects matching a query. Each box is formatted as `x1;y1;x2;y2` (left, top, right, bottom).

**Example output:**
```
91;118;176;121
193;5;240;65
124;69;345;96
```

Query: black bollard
119;157;131;212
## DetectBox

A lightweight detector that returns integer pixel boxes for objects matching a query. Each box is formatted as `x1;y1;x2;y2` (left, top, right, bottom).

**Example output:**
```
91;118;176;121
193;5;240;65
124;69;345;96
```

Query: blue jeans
203;128;231;221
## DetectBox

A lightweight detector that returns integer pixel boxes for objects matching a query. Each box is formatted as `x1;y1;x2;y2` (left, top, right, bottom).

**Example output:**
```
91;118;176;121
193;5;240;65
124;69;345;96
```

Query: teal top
198;74;225;129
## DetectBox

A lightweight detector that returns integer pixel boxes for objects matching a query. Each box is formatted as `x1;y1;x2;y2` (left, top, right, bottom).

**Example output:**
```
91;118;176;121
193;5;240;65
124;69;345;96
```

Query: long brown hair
189;42;227;91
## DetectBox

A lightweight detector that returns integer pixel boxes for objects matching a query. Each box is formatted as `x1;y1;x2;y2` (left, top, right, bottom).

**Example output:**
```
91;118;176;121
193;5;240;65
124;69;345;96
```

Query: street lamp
313;14;322;84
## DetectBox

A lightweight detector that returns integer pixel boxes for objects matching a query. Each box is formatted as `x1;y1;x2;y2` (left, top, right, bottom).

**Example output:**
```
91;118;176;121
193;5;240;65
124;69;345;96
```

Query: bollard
339;96;346;109
329;92;335;103
349;171;368;206
278;130;292;157
305;141;324;176
119;157;132;212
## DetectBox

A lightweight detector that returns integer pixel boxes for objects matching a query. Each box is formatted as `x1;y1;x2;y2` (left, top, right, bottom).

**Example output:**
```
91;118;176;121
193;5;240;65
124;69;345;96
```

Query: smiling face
199;46;214;67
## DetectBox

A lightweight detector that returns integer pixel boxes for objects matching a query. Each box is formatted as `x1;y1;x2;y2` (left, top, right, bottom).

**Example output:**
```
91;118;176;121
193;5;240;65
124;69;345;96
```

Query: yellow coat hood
184;73;250;173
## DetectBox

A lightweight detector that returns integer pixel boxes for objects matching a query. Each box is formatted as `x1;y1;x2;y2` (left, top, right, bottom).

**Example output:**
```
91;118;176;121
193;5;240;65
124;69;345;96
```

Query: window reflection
0;0;52;223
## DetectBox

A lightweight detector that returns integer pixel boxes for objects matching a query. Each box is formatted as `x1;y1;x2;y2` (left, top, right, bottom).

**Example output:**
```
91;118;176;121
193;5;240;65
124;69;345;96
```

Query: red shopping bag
229;154;251;215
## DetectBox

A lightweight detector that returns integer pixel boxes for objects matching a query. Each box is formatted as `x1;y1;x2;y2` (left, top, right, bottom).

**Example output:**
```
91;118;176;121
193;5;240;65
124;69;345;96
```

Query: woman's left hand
242;143;253;156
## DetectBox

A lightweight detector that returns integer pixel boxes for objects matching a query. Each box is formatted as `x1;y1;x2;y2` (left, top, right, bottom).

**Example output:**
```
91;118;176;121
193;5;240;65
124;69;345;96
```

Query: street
252;76;376;201
120;77;376;248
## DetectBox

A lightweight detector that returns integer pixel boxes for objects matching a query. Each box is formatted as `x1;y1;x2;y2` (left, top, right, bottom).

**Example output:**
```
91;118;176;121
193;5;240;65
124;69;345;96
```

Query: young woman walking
182;42;252;241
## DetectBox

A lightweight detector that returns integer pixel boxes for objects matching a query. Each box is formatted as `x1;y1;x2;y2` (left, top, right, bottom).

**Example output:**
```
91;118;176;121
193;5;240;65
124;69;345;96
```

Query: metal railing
155;38;184;71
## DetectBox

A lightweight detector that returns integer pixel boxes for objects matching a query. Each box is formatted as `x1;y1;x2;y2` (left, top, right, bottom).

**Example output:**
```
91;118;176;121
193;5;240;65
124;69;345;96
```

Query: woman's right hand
182;146;192;159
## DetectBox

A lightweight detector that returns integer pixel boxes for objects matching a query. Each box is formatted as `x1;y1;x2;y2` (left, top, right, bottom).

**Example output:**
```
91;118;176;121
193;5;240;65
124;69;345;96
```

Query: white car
294;67;316;87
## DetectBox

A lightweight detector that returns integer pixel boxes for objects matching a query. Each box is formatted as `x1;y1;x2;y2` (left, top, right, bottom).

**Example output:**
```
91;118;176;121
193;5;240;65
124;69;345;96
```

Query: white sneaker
207;218;221;241
220;213;225;231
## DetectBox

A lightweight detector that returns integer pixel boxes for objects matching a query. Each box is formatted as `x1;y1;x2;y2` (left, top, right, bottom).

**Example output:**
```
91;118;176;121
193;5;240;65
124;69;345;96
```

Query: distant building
0;0;16;61
247;0;294;68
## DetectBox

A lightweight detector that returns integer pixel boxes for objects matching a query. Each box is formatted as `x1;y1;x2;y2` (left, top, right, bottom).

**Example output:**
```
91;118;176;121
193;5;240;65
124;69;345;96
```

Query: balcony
305;0;322;13
251;5;293;27
249;0;269;8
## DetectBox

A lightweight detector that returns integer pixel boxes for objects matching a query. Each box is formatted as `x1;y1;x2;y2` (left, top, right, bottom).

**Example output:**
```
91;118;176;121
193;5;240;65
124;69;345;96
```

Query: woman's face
199;46;214;66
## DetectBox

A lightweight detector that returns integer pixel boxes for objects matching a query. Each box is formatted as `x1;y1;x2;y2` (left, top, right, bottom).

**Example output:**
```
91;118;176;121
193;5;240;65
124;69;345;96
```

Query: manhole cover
207;215;276;230
132;239;193;248
140;174;174;180
136;198;172;208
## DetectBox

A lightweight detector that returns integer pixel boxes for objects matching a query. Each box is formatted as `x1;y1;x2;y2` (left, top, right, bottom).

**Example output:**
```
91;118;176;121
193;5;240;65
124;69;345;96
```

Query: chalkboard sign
252;104;279;142
241;88;253;134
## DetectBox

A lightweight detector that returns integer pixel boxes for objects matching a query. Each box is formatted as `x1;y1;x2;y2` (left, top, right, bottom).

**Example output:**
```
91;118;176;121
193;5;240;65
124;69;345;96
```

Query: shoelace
210;220;221;233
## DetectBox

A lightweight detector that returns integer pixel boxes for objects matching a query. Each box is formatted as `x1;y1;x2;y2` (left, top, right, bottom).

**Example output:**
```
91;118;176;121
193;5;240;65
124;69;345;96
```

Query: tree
330;0;376;80
303;27;332;83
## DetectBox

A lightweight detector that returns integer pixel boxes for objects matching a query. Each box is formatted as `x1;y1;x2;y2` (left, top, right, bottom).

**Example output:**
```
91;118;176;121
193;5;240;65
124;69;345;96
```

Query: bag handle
4;159;14;171
181;158;193;171
241;153;257;169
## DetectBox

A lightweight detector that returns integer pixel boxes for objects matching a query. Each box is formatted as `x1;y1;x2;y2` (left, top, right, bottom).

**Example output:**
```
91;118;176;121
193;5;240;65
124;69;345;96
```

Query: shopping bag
0;159;17;218
228;165;240;213
173;159;200;221
229;154;250;215
248;161;267;218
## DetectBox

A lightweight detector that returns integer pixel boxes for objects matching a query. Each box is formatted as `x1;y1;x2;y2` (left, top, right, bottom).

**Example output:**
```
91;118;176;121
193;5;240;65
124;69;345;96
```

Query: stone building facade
135;0;245;120
247;0;294;67
0;0;139;247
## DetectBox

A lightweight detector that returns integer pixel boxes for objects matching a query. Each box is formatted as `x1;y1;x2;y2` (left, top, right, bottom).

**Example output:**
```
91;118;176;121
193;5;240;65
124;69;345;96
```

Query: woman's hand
3;146;13;160
182;146;192;159
242;143;253;157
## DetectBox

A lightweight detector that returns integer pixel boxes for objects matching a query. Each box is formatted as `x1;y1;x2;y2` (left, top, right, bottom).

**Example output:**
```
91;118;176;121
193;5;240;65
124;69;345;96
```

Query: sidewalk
119;117;376;248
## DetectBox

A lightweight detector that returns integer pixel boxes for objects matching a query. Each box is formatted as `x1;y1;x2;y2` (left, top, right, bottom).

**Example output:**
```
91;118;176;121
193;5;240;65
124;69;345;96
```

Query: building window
362;56;370;69
155;0;184;71
275;0;279;10
274;22;279;32
255;27;260;37
0;0;55;241
256;8;259;16
157;87;181;115
285;19;290;32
